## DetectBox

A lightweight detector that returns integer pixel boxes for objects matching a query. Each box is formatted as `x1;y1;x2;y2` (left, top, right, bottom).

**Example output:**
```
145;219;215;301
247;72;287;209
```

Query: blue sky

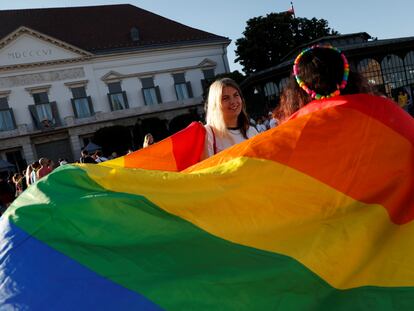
0;0;412;72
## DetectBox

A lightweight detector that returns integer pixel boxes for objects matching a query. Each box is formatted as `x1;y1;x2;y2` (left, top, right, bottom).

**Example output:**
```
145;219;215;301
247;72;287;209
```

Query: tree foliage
235;13;338;73
201;70;246;101
214;70;246;85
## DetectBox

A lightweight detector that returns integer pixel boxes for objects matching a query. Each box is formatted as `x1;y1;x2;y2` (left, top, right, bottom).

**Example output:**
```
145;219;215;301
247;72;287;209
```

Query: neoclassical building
242;32;414;118
0;4;230;170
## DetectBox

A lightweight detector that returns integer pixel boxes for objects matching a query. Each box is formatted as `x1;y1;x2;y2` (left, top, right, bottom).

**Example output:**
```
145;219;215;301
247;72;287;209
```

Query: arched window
263;82;279;98
381;54;407;89
357;58;383;85
404;51;414;85
278;78;290;92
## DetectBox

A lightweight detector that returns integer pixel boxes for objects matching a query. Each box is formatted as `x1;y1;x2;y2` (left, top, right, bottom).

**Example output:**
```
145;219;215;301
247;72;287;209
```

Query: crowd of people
0;157;56;213
0;131;161;213
251;112;279;133
0;44;411;216
0;149;117;213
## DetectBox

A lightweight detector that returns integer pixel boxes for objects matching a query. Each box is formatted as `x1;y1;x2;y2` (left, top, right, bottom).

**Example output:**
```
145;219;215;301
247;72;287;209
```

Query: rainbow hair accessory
293;44;349;100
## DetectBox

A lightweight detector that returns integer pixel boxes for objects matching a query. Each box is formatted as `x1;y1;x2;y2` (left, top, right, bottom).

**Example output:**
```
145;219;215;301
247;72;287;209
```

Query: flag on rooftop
282;1;295;17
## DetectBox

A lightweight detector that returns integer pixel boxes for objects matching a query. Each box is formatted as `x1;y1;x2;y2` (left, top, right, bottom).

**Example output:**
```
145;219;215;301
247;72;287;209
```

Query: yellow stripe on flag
83;157;414;289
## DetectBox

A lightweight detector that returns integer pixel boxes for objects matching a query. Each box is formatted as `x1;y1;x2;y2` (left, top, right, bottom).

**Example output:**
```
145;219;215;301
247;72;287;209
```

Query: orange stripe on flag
188;97;414;224
125;138;178;171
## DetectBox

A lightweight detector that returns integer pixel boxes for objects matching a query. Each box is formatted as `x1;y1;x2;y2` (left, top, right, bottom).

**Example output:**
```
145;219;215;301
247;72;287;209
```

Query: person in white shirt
263;114;271;129
269;115;279;128
255;118;267;133
93;150;108;163
202;78;258;159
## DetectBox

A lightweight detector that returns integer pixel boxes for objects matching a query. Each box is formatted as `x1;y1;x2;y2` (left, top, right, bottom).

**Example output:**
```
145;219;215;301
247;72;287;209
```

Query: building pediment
0;26;93;69
101;71;123;82
198;58;217;68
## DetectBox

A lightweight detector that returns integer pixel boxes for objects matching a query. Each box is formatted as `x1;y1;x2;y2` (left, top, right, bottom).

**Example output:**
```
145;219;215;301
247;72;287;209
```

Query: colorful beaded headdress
293;44;349;100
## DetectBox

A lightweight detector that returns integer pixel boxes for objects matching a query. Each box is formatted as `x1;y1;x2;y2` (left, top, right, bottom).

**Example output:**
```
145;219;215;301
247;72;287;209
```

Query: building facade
241;33;414;118
0;4;230;171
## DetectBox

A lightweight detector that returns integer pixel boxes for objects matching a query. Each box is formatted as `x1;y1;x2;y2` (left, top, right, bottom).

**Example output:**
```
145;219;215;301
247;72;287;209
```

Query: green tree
214;70;246;85
235;13;338;73
201;70;246;100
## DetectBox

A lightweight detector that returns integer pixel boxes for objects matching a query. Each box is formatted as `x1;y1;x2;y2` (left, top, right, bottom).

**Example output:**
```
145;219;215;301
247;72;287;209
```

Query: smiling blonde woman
203;78;258;159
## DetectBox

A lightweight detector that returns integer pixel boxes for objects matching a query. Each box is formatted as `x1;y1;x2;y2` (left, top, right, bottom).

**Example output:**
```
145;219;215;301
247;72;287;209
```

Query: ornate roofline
0;26;93;71
0;26;93;56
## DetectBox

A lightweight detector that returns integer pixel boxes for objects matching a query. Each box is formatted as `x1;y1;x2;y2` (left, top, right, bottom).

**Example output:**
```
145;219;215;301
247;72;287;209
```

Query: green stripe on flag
8;165;414;310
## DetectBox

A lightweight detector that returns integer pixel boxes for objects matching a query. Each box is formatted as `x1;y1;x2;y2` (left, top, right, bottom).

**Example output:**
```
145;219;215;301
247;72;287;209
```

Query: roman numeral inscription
7;49;53;59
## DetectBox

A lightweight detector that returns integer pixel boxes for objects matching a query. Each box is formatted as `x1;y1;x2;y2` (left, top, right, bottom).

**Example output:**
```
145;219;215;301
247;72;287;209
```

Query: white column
21;137;35;164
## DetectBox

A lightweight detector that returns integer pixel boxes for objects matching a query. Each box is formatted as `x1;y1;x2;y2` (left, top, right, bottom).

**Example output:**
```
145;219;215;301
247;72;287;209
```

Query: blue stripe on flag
0;219;162;311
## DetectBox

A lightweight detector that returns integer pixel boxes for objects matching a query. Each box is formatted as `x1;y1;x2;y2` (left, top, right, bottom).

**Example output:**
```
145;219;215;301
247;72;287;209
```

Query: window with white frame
141;77;162;105
107;82;129;111
0;97;16;132
71;86;94;118
172;73;193;101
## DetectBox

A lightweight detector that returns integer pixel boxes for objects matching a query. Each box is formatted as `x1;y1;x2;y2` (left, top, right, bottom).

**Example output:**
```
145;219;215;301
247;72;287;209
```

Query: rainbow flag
1;94;413;310
101;121;206;171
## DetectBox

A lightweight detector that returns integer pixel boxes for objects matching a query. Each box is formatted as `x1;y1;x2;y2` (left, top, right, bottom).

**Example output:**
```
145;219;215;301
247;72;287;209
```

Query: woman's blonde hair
206;78;249;138
143;133;153;148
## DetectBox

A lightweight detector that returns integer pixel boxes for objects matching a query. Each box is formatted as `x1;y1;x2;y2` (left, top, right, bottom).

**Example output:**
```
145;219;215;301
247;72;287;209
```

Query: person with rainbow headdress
275;44;375;121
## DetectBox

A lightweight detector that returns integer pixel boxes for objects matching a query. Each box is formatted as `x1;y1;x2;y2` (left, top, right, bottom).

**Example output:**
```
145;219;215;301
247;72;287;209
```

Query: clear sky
0;0;412;73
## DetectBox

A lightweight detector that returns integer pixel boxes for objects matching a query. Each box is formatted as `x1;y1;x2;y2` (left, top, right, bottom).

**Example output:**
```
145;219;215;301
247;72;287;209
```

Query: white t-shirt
204;125;258;158
95;156;108;163
269;118;278;128
256;124;267;132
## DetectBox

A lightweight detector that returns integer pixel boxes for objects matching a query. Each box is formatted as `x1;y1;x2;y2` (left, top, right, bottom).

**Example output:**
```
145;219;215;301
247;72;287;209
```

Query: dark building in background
241;32;414;117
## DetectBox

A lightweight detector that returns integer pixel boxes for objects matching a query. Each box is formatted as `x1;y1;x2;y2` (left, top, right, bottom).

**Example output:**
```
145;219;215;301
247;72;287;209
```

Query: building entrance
35;139;73;163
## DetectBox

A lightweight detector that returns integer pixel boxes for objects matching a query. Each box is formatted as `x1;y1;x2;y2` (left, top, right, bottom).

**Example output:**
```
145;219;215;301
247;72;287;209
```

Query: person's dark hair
237;103;250;139
81;150;89;156
82;156;96;164
275;47;374;121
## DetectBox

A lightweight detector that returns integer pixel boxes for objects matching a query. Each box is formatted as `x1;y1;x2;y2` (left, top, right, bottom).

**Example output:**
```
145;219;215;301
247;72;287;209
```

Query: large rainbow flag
1;94;413;310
